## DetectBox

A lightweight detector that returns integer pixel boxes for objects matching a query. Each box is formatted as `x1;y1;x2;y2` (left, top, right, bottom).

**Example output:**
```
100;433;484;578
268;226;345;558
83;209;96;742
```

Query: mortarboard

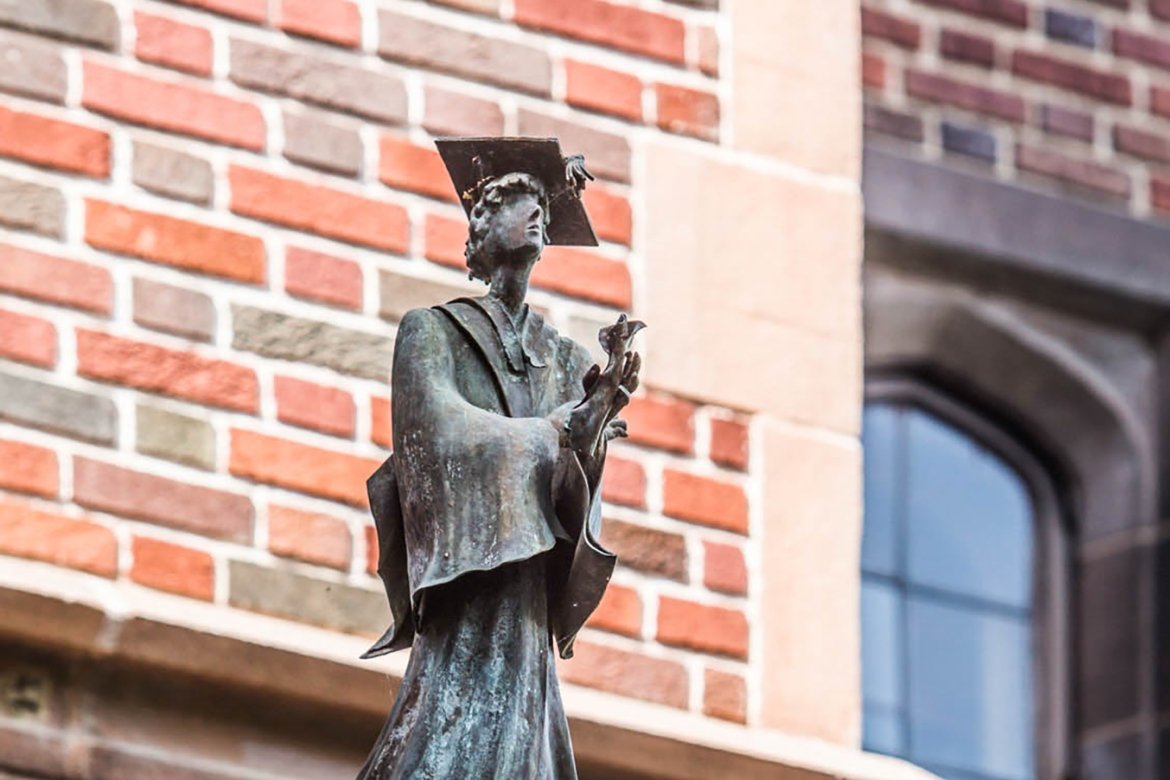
436;137;598;247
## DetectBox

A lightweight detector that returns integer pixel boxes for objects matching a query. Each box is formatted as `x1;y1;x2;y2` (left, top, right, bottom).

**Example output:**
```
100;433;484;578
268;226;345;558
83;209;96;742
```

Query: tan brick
0;31;67;103
0;174;65;238
132;277;215;342
228;560;386;635
0;371;117;445
703;669;747;723
378;270;477;323
423;85;504;137
283;111;362;177
232;305;392;382
73;456;254;542
0;0;120;50
136;404;216;470
132;141;213;204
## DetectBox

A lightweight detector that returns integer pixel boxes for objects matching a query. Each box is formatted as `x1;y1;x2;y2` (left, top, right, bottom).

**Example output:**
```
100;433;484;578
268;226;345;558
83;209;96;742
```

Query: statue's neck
488;260;535;320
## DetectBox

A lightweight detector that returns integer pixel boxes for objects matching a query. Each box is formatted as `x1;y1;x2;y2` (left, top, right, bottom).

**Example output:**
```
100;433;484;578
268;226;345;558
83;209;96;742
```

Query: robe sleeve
391;307;567;605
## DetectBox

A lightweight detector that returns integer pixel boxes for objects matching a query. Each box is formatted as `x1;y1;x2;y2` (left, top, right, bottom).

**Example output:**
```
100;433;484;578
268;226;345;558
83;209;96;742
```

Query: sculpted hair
464;172;550;284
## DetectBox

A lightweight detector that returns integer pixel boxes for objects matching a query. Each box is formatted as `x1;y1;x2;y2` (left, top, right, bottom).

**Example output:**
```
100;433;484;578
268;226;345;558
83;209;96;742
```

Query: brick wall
862;0;1170;219
0;0;766;727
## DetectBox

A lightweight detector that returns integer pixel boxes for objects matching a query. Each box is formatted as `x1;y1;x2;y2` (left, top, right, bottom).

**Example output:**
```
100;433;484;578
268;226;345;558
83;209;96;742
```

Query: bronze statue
358;138;644;779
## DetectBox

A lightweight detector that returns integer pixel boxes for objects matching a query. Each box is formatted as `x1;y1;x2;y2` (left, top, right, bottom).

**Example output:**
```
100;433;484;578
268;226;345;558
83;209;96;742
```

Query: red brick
73;457;254;542
515;0;685;64
559;640;688;708
585;582;641;638
663;469;748;534
131;536;214;600
379;136;456;203
134;12;212;76
655;84;720;142
704;541;747;596
83;62;265;150
531;247;632;309
76;329;259;414
696;25;718;77
601;455;646;509
0;106;109;177
657;596;748;659
86;200;265;284
275;376;356;438
0;497;116;577
230;428;380;507
1113;28;1170;72
564;60;642;122
1012;50;1131;106
0;439;57;498
1113;125;1170;164
1155;0;1170;22
230;166;410;254
268;504;352;570
1038;104;1094;142
906;69;1025;122
167;0;266;22
365;524;378;575
600;519;688;582
915;0;1027;28
0;244;112;314
1152;175;1170;215
862;7;921;49
423;85;504;137
276;0;360;48
1016;144;1131;200
581;184;631;246
424;213;467;269
1152;86;1170;119
939;28;996;68
862;52;886;89
0;309;55;368
285;246;362;311
624;395;695;454
703;669;746;723
371;395;392;448
710;417;749;470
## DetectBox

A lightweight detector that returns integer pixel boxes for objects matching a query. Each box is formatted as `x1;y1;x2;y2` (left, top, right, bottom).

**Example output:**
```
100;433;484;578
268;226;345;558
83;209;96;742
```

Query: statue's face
481;189;545;266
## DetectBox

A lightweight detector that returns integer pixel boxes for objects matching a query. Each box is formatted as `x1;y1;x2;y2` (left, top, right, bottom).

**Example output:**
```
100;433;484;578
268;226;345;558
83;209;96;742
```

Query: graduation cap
436;137;598;247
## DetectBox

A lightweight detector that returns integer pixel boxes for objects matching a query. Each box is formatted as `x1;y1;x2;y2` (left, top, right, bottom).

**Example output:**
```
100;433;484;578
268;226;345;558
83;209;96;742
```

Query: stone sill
0;558;934;780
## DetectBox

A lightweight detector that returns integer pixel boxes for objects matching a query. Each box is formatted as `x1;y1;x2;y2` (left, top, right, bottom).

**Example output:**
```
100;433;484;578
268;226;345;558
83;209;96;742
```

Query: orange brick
134;12;213;76
86;200;265;284
230;428;380;507
285;246;362;311
131;536;214;600
168;0;266;21
564;60;642;122
657;595;748;659
656;83;720;142
83;62;265;150
581;184;631;246
365;524;378;575
585;582;641;638
623;395;694;454
371;395;392;448
275;376;356;438
424;213;468;269
1153;85;1170;119
276;0;361;48
559;639;688;708
0;244;112;314
663;470;748;534
268;504;352;570
0;309;55;368
230;166;410;254
703;668;747;723
0;106;109;177
601;455;646;509
0;439;58;498
0;497;116;577
515;0;684;64
862;51;886;90
531;247;631;309
704;540;747;596
77;330;260;413
710;417;749;470
379;136;457;203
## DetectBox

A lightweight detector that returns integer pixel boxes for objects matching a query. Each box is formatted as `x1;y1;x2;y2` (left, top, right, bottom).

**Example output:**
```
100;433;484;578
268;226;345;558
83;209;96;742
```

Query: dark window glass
861;403;1035;780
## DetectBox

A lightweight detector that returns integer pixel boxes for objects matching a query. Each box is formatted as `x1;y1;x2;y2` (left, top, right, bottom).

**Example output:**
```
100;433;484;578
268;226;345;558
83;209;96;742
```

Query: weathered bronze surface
358;138;644;779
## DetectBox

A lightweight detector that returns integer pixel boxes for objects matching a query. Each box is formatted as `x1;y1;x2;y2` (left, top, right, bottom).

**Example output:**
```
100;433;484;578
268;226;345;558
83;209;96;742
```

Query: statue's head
464;172;550;284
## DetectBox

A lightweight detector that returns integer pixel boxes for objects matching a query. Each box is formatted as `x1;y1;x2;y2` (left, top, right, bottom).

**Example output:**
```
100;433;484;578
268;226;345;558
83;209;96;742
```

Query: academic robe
357;296;616;780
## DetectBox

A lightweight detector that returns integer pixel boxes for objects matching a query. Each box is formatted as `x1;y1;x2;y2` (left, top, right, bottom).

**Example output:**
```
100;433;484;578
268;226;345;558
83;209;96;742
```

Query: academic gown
357;296;616;780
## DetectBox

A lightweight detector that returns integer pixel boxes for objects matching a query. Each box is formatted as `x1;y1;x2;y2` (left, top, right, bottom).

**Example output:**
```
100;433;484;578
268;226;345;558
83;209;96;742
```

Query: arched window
861;380;1069;780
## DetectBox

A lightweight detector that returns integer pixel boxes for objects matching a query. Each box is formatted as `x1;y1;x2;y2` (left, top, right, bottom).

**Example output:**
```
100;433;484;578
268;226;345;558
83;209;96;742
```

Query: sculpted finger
583;363;601;393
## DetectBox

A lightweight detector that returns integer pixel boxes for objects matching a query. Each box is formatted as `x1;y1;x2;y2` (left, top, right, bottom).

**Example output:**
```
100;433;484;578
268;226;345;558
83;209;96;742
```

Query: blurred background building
0;1;1165;779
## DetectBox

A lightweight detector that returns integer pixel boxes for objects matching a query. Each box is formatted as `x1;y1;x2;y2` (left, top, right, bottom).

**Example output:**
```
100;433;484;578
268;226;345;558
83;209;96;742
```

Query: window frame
864;373;1072;780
